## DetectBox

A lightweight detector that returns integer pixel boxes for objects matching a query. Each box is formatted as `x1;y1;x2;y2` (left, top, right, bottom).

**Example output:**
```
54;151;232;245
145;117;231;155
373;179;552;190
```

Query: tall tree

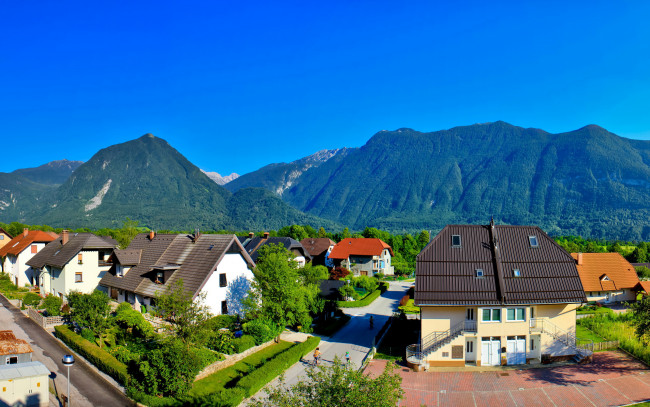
318;227;327;238
67;290;111;345
154;278;211;345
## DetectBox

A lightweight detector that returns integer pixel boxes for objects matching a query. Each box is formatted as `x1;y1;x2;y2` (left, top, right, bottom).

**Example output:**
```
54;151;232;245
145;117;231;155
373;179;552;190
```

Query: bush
54;325;129;384
187;388;246;407
22;292;41;308
637;266;650;280
206;314;238;331
208;329;235;354
232;335;256;353
243;318;282;346
127;388;181;407
109;345;136;364
355;275;378;293
81;328;96;342
339;284;360;301
236;336;320;397
42;294;62;316
337;283;389;308
114;304;154;339
192;347;221;369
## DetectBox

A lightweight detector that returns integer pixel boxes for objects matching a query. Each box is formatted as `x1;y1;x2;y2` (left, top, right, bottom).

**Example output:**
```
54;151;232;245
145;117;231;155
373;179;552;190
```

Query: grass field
576;324;606;343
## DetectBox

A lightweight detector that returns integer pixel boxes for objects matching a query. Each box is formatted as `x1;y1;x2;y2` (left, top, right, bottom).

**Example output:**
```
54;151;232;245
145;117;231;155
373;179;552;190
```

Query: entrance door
507;336;526;365
481;338;501;366
111;288;118;300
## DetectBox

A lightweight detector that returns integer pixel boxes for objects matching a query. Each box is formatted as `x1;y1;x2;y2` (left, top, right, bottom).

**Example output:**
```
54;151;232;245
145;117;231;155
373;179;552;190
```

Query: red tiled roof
328;238;393;259
0;230;57;257
0;330;33;355
635;281;650;294
571;252;640;292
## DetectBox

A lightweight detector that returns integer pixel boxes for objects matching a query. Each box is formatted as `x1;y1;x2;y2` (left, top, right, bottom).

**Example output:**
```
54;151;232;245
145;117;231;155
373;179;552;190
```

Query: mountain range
2;122;650;240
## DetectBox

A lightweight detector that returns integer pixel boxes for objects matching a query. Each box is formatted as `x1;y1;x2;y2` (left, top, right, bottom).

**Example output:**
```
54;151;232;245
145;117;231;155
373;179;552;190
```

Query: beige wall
0;373;49;407
586;289;636;303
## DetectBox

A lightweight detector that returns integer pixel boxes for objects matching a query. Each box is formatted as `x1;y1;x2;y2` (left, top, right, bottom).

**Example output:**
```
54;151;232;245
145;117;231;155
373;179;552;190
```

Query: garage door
507;336;526;365
481;338;501;366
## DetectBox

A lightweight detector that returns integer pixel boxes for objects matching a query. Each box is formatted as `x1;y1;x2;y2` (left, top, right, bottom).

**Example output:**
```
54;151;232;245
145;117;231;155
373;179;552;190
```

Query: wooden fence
590;340;620;352
28;308;64;328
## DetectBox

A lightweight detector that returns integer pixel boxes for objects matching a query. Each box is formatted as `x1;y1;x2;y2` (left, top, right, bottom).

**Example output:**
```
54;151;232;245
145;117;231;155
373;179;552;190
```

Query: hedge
232;334;256;353
54;325;129;385
337;282;389;308
236;336;321;397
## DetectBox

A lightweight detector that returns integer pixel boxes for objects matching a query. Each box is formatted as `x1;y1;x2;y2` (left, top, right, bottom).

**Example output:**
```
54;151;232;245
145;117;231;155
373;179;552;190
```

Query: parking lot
366;351;650;406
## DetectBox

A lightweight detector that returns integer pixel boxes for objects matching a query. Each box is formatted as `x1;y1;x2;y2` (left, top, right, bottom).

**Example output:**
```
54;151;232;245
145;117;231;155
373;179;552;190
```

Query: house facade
571;252;640;303
0;228;13;251
239;233;312;267
300;238;336;267
100;231;255;316
0;229;57;288
412;223;587;369
328;238;394;276
26;231;117;300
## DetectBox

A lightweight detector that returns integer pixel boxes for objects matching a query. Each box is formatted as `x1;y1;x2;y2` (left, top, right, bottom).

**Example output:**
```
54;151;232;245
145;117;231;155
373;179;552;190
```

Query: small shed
0;330;33;365
0;360;50;407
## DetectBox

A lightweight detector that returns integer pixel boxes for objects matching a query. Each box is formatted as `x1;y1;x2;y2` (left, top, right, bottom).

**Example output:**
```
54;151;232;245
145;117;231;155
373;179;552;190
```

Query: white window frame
451;235;462;248
481;308;501;322
506;307;526;322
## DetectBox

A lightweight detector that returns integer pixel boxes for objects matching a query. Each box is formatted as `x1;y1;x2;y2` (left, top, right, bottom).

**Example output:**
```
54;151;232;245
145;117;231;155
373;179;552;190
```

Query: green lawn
577;305;614;315
398;299;420;314
0;273;30;300
190;340;294;397
576;324;605;343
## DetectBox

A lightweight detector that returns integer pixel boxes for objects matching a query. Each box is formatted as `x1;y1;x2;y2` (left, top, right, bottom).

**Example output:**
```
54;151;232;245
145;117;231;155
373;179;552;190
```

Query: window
481;308;501;322
466;308;475;320
530;338;535;351
31;245;37;254
530;307;535;319
78;253;83;264
451;235;462;248
466;341;474;353
75;272;83;283
529;236;539;248
475;269;484;277
155;272;164;284
0;235;4;240
506;308;525;321
6;357;17;364
513;269;521;277
219;273;227;287
221;301;228;315
116;265;123;277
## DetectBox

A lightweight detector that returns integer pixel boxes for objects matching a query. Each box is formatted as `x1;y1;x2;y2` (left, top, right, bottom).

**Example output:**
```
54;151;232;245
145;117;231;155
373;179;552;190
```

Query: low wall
28;308;64;328
195;339;276;381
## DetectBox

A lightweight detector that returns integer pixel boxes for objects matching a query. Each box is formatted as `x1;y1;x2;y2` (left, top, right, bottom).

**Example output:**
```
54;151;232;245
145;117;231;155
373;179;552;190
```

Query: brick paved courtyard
366;351;650;407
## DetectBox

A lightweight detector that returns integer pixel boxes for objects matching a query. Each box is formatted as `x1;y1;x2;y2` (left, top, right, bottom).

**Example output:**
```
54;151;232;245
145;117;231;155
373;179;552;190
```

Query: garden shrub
54;325;129;384
236;336;320;397
42;294;62;316
114;304;154;338
187;388;246;407
22;292;41;308
337;283;388;308
208;329;235;354
243;318;282;345
81;328;96;342
126;388;181;407
355;275;378;293
109;345;136;364
192;346;221;369
232;335;256;353
339;284;360;301
206;315;238;331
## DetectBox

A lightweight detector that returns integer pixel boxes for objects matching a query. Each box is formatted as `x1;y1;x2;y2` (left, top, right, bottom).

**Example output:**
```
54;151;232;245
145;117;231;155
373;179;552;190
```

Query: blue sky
2;1;649;176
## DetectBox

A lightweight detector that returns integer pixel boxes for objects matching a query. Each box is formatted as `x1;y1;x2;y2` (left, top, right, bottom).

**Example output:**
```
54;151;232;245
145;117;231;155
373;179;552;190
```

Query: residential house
99;231;255;316
328;238;394;276
635;281;650;297
0;228;13;251
0;228;57;288
300;237;336;267
0;330;49;407
412;222;587;368
239;232;311;267
571;252;640;303
26;230;117;300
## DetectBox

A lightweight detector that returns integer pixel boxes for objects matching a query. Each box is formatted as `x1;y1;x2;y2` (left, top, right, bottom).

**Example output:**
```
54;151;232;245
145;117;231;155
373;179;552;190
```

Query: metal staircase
418;320;477;359
529;318;593;362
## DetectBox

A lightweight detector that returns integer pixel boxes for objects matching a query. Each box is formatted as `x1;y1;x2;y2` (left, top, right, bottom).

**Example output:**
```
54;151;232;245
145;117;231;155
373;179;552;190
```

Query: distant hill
0;134;337;231
242;122;650;240
201;170;240;185
0;172;56;222
225;148;353;195
13;159;83;186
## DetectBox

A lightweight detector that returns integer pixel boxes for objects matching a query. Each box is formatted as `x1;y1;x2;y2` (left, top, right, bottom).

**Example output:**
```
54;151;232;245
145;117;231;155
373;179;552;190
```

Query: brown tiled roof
26;233;117;269
113;249;142;265
571;253;640;292
0;331;33;356
415;224;586;306
328;238;393;259
100;233;255;299
0;231;57;257
241;237;311;262
300;238;335;257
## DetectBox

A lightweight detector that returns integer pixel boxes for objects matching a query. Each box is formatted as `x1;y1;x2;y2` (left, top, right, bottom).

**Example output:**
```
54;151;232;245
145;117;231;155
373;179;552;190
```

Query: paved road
0;295;134;406
252;280;411;398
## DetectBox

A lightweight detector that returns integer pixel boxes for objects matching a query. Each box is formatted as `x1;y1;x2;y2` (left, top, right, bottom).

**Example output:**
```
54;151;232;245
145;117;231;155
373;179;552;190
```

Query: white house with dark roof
100;231;255;316
411;221;588;369
26;230;117;300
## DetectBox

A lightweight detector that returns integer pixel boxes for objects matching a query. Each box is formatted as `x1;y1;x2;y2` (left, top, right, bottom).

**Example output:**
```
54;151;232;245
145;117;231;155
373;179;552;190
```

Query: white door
481;338;501;366
507;336;526;365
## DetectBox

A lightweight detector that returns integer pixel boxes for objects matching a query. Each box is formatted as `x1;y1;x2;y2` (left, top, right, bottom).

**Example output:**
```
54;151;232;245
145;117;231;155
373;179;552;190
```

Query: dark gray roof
301;238;335;257
415;224;586;306
241;236;312;262
113;249;142;265
100;233;255;299
26;233;117;269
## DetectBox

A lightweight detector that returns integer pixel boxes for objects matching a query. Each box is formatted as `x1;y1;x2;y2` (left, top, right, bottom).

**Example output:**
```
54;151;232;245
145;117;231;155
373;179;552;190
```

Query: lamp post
62;354;75;407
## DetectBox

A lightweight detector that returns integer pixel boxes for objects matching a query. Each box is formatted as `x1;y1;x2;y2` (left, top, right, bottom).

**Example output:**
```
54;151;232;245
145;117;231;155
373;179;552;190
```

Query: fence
28;308;64;328
586;340;620;352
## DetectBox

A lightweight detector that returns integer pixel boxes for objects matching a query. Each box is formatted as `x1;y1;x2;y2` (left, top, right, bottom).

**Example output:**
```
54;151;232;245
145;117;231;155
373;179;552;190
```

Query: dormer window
452;235;462;248
601;275;610;281
475;269;484;277
529;236;539;248
155;272;164;284
513;269;521;277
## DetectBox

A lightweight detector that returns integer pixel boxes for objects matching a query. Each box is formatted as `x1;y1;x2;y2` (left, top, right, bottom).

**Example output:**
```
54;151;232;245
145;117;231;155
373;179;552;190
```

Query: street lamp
62;354;74;407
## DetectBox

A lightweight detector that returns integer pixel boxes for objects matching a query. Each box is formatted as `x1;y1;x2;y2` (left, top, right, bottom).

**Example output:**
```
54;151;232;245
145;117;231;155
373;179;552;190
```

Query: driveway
0;295;134;406
366;351;650;407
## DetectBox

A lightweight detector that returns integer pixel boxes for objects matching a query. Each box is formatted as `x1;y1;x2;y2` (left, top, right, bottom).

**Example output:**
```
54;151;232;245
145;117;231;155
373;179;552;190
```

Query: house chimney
249;232;254;239
23;228;28;237
149;230;155;240
577;252;583;265
62;230;69;245
263;232;269;239
193;228;200;243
